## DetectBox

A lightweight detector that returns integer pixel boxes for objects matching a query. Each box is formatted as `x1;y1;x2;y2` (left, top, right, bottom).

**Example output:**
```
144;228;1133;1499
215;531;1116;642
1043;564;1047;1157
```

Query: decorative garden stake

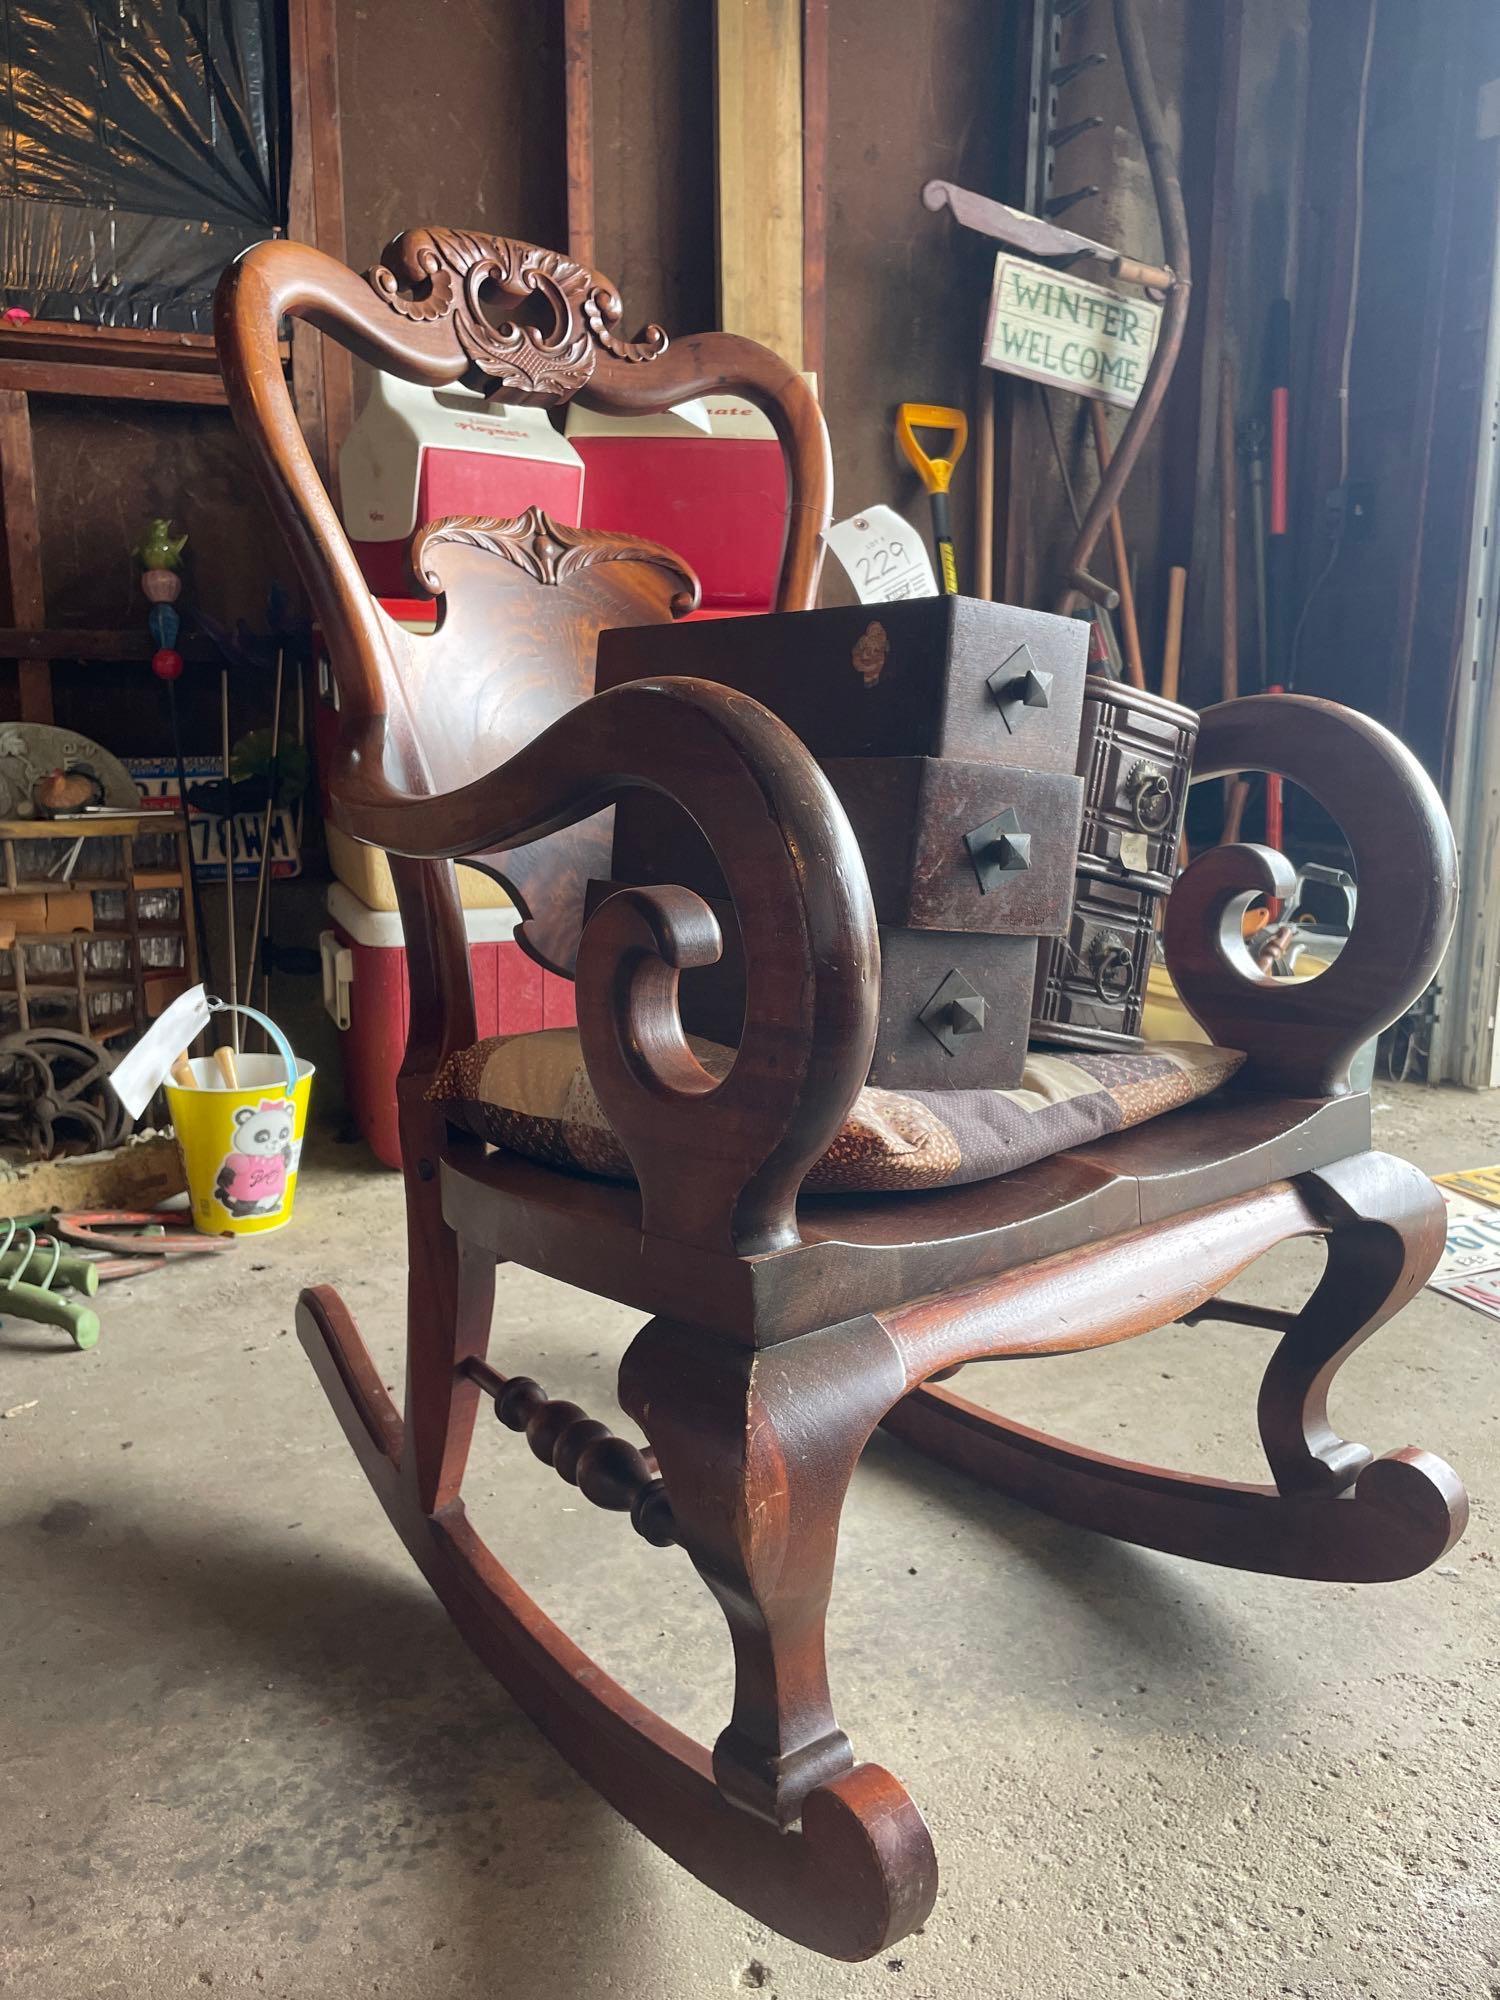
139;520;212;991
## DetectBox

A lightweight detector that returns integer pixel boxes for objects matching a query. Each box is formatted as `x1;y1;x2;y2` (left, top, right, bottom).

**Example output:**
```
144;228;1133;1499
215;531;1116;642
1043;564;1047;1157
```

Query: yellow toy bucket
165;1001;314;1237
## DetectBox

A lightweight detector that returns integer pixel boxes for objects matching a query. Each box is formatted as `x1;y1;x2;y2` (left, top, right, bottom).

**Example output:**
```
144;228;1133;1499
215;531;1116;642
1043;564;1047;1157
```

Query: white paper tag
1118;831;1151;873
106;983;212;1121
823;505;938;604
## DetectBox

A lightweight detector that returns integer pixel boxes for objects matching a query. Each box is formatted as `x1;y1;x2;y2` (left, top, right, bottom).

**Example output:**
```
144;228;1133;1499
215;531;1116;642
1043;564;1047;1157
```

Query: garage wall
338;0;565;271
17;0;1465;779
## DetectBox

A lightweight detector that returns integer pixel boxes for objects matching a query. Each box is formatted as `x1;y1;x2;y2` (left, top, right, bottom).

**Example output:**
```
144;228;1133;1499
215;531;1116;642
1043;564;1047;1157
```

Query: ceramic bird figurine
134;519;188;573
32;766;104;817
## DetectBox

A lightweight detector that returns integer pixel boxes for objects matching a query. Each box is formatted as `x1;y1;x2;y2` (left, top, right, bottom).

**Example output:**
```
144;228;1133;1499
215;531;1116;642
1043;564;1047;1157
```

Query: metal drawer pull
1127;761;1173;832
965;806;1032;891
918;968;988;1055
1088;932;1136;998
987;644;1054;730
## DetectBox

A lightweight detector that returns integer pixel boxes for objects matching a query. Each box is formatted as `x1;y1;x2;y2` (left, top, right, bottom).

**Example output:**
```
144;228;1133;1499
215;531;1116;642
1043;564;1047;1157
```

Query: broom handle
975;369;994;599
1089;403;1146;689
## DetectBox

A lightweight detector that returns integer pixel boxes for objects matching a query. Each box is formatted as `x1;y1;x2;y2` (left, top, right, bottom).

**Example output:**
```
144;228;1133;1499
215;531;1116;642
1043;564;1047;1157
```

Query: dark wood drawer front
870;930;1035;1090
596;596;1089;772
823;759;1083;937
1029;875;1159;1050
611;758;1084;941
1076;683;1198;892
587;882;1036;1092
673;923;1037;1094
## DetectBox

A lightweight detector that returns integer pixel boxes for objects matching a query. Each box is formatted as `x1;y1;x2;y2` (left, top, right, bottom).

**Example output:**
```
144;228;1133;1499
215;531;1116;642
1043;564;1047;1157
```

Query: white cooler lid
327;878;521;947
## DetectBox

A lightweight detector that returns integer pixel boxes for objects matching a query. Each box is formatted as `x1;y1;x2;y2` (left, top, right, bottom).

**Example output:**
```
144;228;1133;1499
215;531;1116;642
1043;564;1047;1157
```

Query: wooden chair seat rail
873;1179;1320;1378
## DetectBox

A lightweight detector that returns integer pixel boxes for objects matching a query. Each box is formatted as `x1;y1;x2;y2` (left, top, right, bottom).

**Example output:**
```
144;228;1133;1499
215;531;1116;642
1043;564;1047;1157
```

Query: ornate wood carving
368;228;667;402
410;507;699;611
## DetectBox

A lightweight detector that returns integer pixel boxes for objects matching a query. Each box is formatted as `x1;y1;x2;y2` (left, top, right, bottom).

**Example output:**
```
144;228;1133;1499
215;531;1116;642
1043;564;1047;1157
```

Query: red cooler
320;882;576;1169
566;396;787;613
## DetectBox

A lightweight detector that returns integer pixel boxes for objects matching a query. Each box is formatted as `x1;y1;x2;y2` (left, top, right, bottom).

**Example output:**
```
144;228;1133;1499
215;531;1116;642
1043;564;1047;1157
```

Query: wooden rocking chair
215;230;1466;1962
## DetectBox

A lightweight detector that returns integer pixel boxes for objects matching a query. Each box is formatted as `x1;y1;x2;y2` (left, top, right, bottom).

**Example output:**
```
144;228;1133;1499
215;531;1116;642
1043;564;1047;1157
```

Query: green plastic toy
0;1222;102;1350
133;518;188;571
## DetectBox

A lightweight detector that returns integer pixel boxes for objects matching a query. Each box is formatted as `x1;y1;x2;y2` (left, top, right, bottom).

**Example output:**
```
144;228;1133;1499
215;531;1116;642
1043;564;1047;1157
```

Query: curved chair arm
351;675;879;1260
1163;694;1457;1097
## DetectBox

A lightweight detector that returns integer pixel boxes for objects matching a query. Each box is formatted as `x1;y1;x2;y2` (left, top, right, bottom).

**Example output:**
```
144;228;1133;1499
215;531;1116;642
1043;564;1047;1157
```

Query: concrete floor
1;1080;1497;1999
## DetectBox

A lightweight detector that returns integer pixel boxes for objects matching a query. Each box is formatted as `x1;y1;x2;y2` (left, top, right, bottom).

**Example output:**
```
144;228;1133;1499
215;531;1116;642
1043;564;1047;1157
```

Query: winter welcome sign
982;253;1162;409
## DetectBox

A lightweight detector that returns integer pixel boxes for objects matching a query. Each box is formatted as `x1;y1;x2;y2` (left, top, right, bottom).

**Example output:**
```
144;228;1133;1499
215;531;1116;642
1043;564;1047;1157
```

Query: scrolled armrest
353;676;878;1258
1163;694;1456;1096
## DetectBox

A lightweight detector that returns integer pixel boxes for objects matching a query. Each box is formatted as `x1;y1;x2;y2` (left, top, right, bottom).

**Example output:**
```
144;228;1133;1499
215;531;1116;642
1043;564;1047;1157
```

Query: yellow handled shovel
896;403;969;595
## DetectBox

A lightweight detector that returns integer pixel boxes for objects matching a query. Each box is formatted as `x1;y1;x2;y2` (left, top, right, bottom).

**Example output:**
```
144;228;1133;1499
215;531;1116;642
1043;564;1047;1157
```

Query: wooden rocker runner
215;228;1466;1962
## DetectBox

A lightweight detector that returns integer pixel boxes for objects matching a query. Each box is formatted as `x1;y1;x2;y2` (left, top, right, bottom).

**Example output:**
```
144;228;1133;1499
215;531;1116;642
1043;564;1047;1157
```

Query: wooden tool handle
1162;566;1187;704
1089;403;1146;690
1221;776;1249;846
170;1052;194;1089
213;1044;240;1090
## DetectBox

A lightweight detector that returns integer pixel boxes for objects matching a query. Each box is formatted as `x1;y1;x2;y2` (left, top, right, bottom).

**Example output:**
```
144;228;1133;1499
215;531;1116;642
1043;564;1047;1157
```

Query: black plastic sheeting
0;2;287;332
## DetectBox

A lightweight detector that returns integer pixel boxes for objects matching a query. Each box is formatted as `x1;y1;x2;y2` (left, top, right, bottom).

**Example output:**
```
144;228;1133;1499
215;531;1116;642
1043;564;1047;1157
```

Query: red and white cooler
320;881;576;1169
339;374;585;595
565;396;787;614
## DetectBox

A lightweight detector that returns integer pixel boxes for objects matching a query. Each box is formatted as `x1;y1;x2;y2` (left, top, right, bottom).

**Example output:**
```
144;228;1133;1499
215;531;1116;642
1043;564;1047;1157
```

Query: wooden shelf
0;976;135;995
0;816;198;1040
0;628;218;664
6;886;186;900
0;320;291;408
15;924;184;943
0;812;186;839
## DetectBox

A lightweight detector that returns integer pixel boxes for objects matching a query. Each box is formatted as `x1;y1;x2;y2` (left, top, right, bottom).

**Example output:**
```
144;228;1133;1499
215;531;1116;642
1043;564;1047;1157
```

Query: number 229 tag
823;504;938;605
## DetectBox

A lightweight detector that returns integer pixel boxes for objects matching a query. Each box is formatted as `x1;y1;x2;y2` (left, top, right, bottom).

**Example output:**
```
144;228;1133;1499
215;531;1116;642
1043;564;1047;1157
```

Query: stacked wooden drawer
595;596;1088;1091
1030;678;1199;1050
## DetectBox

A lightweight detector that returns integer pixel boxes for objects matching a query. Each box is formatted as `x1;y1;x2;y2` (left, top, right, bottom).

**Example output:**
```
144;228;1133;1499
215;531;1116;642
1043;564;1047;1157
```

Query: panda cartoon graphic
214;1097;295;1219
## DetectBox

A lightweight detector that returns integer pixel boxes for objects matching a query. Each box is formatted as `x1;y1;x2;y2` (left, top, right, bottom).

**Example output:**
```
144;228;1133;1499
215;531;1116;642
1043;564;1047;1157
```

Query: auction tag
106;983;212;1121
823;504;938;604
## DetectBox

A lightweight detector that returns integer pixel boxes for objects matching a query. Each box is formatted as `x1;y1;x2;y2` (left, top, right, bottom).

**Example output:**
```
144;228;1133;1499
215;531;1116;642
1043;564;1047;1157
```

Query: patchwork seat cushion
429;1030;1244;1196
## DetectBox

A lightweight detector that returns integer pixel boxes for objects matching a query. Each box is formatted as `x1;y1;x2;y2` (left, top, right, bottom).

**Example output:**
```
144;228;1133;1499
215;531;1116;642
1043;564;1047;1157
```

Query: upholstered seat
427;1024;1244;1194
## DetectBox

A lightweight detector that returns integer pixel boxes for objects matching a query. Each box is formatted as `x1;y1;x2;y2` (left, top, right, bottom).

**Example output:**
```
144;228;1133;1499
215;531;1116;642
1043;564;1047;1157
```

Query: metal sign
982;253;1162;409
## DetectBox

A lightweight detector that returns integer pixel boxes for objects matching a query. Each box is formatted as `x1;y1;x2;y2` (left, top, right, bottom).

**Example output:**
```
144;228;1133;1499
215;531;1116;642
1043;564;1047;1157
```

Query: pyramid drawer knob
965;806;1033;892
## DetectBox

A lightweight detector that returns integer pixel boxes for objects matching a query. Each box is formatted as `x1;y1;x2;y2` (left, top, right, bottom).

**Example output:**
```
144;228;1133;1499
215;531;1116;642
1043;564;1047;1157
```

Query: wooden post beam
0;390;50;722
716;0;805;370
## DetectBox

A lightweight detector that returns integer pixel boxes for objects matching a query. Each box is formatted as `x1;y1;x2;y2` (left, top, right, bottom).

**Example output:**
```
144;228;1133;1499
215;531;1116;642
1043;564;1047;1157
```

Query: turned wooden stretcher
215;228;1465;1963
